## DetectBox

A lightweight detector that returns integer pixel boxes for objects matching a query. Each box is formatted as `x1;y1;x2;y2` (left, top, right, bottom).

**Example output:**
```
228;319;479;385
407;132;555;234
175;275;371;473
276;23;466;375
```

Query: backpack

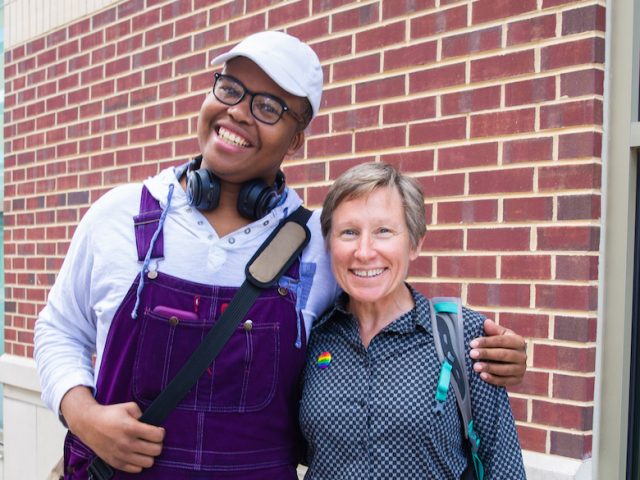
430;297;484;480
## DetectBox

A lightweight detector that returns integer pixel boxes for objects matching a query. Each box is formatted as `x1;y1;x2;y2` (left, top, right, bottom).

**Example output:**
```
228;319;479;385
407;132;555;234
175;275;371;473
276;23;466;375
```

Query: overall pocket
132;306;280;413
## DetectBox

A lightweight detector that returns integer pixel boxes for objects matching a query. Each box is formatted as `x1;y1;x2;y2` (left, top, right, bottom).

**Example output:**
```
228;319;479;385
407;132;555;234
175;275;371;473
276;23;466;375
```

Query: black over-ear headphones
185;155;286;221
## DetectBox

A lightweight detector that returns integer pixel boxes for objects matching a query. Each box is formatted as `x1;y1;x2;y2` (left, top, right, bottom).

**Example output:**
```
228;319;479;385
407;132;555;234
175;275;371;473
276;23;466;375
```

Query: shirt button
228;237;235;244
208;234;213;240
243;320;253;331
168;316;179;327
244;227;251;234
197;220;204;225
147;270;158;280
263;220;269;226
186;207;192;213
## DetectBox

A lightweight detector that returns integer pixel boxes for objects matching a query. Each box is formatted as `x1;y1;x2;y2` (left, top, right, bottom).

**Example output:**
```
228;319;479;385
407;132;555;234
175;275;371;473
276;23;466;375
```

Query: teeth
218;127;250;147
352;268;384;278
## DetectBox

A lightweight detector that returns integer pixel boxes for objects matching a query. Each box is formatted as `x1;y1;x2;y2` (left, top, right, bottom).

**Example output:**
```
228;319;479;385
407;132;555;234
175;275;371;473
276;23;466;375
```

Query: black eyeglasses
212;73;304;125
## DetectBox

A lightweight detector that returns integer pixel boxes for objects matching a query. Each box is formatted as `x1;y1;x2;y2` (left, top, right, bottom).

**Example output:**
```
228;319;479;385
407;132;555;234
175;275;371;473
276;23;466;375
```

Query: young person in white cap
34;31;528;479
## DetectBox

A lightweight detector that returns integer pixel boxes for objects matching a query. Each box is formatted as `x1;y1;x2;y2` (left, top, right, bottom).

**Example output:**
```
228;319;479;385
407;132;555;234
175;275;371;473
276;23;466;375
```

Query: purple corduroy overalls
63;186;307;479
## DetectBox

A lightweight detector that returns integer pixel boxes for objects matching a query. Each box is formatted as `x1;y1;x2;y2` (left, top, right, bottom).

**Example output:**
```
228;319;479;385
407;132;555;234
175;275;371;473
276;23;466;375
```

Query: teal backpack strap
430;297;484;480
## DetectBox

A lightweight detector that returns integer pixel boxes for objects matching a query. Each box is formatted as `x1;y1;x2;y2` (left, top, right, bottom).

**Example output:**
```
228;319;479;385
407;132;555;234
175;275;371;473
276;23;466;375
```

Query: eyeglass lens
213;74;286;125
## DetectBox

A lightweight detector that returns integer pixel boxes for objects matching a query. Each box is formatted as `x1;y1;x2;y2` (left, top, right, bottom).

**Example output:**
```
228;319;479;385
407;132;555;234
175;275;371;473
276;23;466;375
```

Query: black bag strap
430;297;484;480
88;206;313;480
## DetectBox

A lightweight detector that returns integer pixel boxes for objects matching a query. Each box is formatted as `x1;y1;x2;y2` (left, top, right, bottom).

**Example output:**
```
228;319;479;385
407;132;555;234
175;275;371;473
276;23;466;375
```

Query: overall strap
89;206;313;480
133;185;165;261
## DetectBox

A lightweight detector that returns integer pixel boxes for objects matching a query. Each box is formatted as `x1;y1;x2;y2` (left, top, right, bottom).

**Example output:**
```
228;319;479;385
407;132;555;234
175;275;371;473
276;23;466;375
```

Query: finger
475;370;523;387
135;423;166;444
470;347;527;364
131;437;164;458
473;361;526;378
481;318;507;337
470;334;526;351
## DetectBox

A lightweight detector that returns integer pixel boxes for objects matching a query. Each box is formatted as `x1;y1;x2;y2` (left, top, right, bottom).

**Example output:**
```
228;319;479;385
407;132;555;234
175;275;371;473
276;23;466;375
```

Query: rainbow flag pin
317;351;332;369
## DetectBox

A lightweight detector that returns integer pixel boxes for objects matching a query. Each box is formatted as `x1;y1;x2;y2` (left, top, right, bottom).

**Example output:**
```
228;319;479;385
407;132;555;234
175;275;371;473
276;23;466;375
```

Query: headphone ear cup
237;179;279;220
187;168;220;211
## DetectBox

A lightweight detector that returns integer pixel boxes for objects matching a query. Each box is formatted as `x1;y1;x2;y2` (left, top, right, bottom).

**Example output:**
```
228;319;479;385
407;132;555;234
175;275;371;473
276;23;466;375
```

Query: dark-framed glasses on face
212;73;304;125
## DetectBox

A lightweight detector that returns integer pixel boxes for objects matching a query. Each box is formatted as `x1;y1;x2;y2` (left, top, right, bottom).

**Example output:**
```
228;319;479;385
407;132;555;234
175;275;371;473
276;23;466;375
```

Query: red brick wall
3;0;604;461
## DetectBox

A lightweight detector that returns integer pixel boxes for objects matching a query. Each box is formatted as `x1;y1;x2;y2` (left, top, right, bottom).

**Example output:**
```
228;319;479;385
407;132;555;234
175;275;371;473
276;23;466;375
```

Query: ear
286;130;305;156
409;234;426;261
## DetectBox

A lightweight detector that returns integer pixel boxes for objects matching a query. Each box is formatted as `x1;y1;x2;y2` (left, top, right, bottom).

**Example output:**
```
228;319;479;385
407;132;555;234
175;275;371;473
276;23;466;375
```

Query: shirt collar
314;284;432;335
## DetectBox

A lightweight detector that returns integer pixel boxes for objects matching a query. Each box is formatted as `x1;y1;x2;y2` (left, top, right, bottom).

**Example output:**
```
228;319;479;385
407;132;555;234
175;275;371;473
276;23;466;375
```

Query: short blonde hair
320;162;427;249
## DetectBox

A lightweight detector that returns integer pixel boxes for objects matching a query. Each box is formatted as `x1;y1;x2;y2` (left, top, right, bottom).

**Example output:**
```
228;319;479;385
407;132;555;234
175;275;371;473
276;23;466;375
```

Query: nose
227;95;254;124
354;235;376;261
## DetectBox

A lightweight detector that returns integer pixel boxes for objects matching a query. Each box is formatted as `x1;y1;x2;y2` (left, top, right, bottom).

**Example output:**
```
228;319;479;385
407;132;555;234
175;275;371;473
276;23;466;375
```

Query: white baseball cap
211;31;323;119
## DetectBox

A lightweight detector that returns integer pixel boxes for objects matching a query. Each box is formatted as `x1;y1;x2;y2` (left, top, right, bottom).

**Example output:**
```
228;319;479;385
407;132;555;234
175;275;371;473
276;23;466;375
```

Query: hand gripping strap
89;206;312;480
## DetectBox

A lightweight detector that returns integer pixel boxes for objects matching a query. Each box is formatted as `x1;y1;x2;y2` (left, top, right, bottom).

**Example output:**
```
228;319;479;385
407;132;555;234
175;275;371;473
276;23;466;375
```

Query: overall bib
63;187;307;479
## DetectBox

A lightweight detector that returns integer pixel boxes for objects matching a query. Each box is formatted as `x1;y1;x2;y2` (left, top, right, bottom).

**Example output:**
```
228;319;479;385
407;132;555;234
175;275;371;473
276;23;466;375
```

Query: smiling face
328;186;422;311
196;57;306;186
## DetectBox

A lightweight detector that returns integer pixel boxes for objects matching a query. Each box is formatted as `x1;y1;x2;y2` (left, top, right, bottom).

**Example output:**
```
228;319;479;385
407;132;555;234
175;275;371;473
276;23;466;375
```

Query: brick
469;168;534;194
91;117;116;135
57;39;79;59
411;6;468;39
382;0;435;19
133;48;160;69
554;316;597;342
471;50;535;82
162;38;191;61
553;373;594;402
145;64;172;84
146;24;174;46
312;0;358;14
558;132;602;159
288;17;329;42
437;199;498;223
282;162;325;184
384;42;437;71
563;5;606;35
161;0;192;21
472;0;537;24
536;284;598;311
144;143;172;161
509;371;550;396
356;76;405;103
132;8;161;32
502;255;552;280
118;0;145;18
538;226;600;251
117;34;144;56
409;63;466;94
331;3;378;33
383;97;436;124
500;312;550;338
46;28;67;48
381;151;435;174
507;14;556;46
355;126;406;152
209;1;245;23
81;31;104;51
92;45;117;64
437;255;497;278
106;20;132;42
132;86;159;106
468;283;531;308
106;57;131;78
439;142;498;170
504;197;553;222
551;431;592;460
117;73;143;92
408;255;433;278
558;194;600;221
541;38;605;71
556;255;599;281
229;14;267;41
539;163;601;191
410;117;467;145
333;106;380;132
505;77;556;106
468;228;530;251
441;86;501;115
422;229;464;251
307;134;352;157
93;7;117;28
509;397;528;422
176;53;207;75
504;137;553;164
561;69;604;97
418;173;465;198
471;109;536;138
533;400;593;430
442;26;501;59
356;22;405;53
160;119;189;138
541;99;602;129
